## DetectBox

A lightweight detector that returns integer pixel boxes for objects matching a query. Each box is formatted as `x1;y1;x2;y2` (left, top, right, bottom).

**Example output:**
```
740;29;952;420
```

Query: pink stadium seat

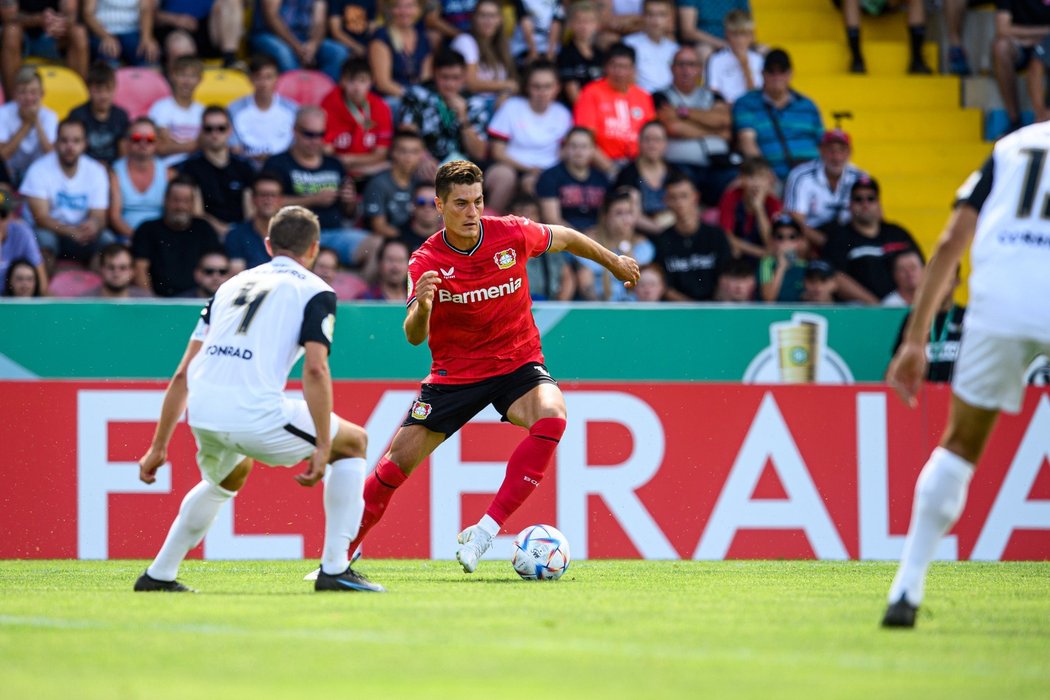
48;269;101;298
114;67;172;119
0;82;5;104
275;69;336;107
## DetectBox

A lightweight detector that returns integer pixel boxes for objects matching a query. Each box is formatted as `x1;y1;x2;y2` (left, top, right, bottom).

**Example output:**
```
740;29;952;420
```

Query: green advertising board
0;301;908;382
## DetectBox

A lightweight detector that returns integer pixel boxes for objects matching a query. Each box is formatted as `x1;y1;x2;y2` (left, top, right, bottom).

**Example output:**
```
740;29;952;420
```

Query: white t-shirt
783;159;866;228
187;256;338;432
487;96;573;170
19;152;110;225
148;97;205;168
623;32;678;94
958;121;1050;343
705;47;764;104
0;102;59;183
228;94;299;160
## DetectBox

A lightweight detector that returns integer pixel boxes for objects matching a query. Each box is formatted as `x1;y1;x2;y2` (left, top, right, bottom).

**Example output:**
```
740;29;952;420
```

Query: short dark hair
563;125;595;145
663;170;695;191
433;47;467;72
524;59;558;86
340;56;372;80
435;160;483;201
58;117;87;138
268;206;320;255
166;173;197;199
605;42;636;65
4;258;40;297
721;257;755;279
171;55;203;75
377;237;409;263
86;61;116;87
252;171;284;192
739;156;772;177
99;243;132;266
248;54;279;74
392;128;424;148
202;105;229;123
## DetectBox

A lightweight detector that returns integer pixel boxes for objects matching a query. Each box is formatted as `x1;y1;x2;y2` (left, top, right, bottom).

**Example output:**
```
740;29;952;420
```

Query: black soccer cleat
881;594;918;628
314;565;386;593
134;570;196;593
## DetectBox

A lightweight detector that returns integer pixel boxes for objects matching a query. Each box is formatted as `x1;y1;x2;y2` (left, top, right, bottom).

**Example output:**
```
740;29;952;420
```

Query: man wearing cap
801;259;837;303
0;183;48;295
732;48;823;182
820;176;922;304
783;128;866;246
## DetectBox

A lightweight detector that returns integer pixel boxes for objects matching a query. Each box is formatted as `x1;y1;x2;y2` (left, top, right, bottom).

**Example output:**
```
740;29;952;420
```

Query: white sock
888;447;973;606
321;457;367;575
476;514;500;538
147;480;234;581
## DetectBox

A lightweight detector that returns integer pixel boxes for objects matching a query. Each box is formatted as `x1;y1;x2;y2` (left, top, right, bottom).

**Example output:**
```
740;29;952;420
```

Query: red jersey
408;215;553;384
320;87;393;155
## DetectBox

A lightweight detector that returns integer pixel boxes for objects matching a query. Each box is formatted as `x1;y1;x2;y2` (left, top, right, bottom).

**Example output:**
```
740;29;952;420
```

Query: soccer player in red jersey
352;159;640;573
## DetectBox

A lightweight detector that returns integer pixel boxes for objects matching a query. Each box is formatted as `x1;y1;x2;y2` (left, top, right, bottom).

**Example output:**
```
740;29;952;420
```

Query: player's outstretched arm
405;270;441;345
297;341;334;487
887;205;978;407
547;224;641;289
138;338;203;484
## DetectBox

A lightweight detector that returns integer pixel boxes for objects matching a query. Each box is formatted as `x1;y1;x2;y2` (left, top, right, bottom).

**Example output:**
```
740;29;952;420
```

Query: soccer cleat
849;56;867;74
455;525;495;574
134;571;196;593
314;564;385;592
908;58;933;75
304;548;361;581
881;594;918;628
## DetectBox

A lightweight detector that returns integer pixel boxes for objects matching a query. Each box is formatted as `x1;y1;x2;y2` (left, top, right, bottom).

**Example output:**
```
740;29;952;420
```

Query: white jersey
958;121;1050;343
186;256;337;432
783;158;866;228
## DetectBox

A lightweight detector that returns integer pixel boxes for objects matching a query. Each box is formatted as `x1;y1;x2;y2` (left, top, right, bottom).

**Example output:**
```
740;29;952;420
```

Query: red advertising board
1;381;1048;561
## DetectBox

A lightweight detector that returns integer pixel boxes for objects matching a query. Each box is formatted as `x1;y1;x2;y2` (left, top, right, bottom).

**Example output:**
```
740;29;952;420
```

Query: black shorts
401;362;559;436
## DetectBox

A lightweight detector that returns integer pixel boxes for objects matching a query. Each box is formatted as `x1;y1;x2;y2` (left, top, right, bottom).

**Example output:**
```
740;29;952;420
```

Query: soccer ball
512;524;570;580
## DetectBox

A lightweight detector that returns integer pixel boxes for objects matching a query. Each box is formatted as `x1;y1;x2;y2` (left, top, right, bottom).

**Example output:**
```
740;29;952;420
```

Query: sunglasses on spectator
298;128;326;139
200;267;229;275
130;132;156;143
203;124;229;133
415;197;436;206
851;195;877;203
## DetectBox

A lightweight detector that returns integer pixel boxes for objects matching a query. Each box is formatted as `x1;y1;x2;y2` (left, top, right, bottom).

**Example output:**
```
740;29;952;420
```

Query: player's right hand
138;447;167;484
414;270;442;309
295;449;327;487
886;341;928;408
613;255;641;289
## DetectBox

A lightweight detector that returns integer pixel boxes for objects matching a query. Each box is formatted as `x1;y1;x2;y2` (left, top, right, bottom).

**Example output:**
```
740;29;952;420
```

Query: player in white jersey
134;205;384;593
882;121;1050;627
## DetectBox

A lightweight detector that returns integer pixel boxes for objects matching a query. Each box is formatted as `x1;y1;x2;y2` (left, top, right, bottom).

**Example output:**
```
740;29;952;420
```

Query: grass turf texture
1;560;1048;699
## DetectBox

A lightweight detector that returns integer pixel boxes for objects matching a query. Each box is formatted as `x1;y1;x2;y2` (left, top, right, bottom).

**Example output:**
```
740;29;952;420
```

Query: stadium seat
48;269;101;297
193;68;253;108
275;69;336;107
38;66;89;119
114;67;172;119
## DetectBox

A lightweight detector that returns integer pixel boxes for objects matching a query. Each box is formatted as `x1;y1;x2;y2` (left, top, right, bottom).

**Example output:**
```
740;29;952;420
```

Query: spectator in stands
355;237;409;300
0;184;48;294
149;55;203;169
881;249;924;307
574;42;655;173
156;0;243;69
263;107;364;266
783;128;865;247
486;59;573;214
22;118;111;268
800;259;837;303
653;45;734;206
228;54;299;167
993;1;1050;131
509;0;565;64
891;266;965;382
69;62;129;167
250;0;348;82
512;192;575;301
327;0;378;59
175;249;230;298
944;0;976;76
714;257;757;302
398;181;443;253
705;9;763;105
718;155;779;262
757;213;808;302
596;0;644;50
623;0;678;94
677;0;750;65
82;0;161;67
3;257;43;296
161;28;196;78
225;171;281;274
453;0;519;110
109;117;168;242
0;0;88;97
131;175;222;297
576;187;653;301
311;244;340;285
397;47;491;166
655;172;732;301
841;0;931;74
634;263;667;301
820;176;922;305
178;106;255;237
536;126;609;230
361;129;424;240
321;57;394;180
613;120;680;234
733;49;823;182
369;0;432;106
84;242;151;297
558;0;604;106
0;66;58;186
426;0;479;43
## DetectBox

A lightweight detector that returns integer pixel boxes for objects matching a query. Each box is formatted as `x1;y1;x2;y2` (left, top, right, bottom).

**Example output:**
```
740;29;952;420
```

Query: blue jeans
320;227;370;266
36;226;118;265
89;31;151;67
249;33;349;83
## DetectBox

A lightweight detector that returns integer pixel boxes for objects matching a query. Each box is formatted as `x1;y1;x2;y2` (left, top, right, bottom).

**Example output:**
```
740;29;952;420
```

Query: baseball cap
771;213;802;234
763;49;792;73
805;260;835;279
820;129;851;147
851;175;880;197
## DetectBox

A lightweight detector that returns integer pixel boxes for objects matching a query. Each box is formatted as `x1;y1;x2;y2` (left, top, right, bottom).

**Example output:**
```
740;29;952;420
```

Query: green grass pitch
1;560;1048;699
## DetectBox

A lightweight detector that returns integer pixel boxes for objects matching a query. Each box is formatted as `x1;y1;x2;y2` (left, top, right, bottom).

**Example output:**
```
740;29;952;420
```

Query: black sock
847;27;862;61
908;24;926;63
222;51;236;67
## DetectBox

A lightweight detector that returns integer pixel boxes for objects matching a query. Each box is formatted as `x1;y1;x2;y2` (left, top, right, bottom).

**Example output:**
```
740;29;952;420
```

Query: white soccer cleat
455;525;494;573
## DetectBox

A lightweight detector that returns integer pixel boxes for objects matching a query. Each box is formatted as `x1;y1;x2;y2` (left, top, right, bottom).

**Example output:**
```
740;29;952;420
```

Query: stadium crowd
0;0;1041;304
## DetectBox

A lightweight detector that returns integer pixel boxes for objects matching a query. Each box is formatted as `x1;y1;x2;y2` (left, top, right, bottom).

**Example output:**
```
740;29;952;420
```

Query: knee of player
530;415;567;442
331;424;368;460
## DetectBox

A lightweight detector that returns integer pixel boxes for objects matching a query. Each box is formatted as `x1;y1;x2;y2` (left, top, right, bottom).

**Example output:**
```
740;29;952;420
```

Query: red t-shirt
320;87;393;155
407;215;553;384
573;78;655;160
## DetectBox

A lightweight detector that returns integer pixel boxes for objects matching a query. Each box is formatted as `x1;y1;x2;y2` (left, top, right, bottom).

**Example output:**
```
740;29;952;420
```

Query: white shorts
190;399;341;485
951;327;1050;414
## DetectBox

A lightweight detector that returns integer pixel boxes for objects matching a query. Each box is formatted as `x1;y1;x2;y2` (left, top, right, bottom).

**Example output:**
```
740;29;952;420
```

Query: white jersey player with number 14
882;121;1050;628
134;205;384;593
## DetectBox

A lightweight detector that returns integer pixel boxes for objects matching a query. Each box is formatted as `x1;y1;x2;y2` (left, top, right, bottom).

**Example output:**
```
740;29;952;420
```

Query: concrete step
821;108;982;141
794;75;961;109
756;9;925;43
851;141;990;175
785;40;939;76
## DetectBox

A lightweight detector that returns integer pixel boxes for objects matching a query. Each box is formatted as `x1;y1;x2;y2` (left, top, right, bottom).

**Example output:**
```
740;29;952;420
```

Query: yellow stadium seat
38;66;88;120
193;68;253;108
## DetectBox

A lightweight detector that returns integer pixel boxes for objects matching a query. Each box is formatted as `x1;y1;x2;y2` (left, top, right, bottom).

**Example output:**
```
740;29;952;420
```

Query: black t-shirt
179;152;255;224
557;42;604;98
262;151;346;230
995;0;1050;27
534;162;609;231
820;220;921;300
894;305;967;383
397;222;433;254
68;103;130;166
130;217;222;297
654;223;733;301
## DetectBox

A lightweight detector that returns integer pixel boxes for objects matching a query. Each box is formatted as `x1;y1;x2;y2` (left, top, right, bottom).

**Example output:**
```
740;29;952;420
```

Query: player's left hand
295;450;327;487
138;447;167;484
612;254;641;289
886;341;928;408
